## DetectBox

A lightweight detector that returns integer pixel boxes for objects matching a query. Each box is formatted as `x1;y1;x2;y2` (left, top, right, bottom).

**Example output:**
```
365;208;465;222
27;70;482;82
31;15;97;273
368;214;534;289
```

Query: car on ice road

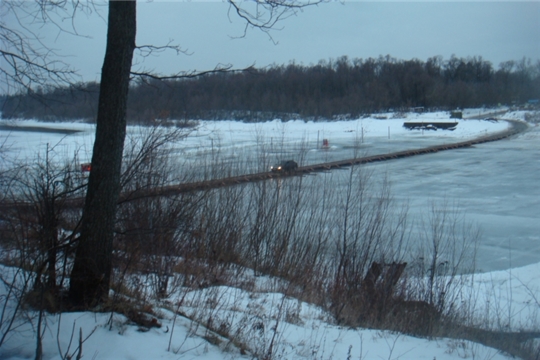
270;160;298;172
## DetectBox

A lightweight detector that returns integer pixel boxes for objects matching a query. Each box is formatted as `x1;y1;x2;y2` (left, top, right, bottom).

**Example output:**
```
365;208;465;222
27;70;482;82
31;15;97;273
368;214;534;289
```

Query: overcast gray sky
4;1;540;84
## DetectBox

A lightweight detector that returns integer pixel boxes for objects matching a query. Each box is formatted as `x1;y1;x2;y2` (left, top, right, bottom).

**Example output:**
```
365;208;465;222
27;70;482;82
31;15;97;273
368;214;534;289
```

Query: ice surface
1;110;538;272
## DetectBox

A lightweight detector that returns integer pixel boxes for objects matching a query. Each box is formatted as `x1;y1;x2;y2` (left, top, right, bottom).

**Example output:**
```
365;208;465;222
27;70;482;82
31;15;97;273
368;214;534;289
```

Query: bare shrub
1;143;87;305
323;167;411;327
0;140;87;357
113;126;204;300
406;201;480;324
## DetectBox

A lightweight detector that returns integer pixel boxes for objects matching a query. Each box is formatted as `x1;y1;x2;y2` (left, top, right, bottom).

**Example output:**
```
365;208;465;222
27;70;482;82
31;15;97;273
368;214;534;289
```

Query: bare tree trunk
69;1;136;308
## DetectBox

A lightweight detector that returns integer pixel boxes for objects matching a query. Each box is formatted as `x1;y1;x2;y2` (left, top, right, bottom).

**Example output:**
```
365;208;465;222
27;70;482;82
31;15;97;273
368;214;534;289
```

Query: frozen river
372;126;540;272
1;110;538;273
280;119;540;273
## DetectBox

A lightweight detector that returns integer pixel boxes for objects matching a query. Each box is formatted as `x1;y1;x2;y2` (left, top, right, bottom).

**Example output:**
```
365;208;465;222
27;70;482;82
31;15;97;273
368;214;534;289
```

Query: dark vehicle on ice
270;160;298;172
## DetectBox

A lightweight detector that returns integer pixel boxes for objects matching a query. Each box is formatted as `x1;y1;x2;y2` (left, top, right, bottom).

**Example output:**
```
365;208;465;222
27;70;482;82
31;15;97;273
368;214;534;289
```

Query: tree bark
69;1;136;308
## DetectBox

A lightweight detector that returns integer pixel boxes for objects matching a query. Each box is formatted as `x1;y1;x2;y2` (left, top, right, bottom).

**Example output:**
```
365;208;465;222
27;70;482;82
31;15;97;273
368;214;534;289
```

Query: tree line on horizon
1;55;539;123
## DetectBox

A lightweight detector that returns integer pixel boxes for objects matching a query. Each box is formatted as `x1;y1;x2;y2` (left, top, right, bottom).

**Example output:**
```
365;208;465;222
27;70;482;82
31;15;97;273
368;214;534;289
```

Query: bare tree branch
227;0;323;39
130;63;257;82
0;0;101;93
0;22;76;92
130;0;324;82
135;41;191;58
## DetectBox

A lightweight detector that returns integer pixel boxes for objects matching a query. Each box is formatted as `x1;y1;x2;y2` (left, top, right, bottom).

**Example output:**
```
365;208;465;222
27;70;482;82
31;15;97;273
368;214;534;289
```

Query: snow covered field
0;109;511;166
1;109;539;359
1;260;538;360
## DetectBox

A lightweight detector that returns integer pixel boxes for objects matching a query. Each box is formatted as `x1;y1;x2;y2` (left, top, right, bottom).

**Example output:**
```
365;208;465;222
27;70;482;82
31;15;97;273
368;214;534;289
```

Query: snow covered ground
1;109;539;359
1;260;538;360
0;109;511;167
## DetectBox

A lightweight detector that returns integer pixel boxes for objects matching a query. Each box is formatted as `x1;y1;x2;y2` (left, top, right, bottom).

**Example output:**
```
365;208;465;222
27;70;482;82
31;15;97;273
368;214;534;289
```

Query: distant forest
2;55;539;123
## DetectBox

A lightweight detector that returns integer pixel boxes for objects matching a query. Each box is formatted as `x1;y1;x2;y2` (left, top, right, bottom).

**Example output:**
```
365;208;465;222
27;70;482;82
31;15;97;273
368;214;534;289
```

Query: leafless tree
0;0;84;93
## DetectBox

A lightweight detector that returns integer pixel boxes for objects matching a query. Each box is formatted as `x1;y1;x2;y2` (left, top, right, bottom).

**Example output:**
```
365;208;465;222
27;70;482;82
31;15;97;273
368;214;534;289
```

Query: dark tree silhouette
3;55;540;122
68;1;137;307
